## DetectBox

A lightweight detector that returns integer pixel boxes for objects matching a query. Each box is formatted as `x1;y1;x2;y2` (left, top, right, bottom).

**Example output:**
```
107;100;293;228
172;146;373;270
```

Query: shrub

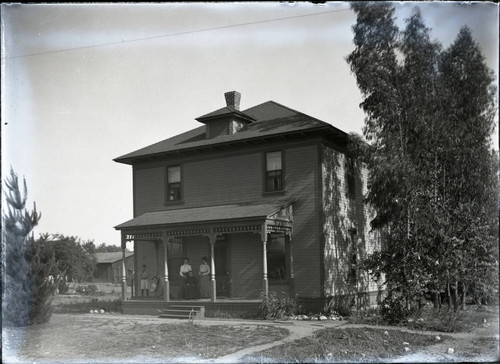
75;284;98;296
379;295;411;324
256;291;301;320
323;295;355;317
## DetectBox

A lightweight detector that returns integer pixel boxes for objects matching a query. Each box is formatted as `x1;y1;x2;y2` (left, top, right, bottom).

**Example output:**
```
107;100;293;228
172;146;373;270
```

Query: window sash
267;235;287;280
266;151;282;171
167;166;182;201
265;151;283;191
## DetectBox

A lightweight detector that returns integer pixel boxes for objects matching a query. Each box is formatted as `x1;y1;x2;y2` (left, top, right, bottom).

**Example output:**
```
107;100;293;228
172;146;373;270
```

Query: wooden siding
321;145;381;306
131;140;322;298
231;233;262;298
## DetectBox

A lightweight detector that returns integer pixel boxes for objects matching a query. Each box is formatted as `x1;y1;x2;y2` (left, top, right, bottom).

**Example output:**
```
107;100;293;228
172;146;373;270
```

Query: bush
75;284;98;296
256;291;301;320
380;295;411;324
323;295;355;317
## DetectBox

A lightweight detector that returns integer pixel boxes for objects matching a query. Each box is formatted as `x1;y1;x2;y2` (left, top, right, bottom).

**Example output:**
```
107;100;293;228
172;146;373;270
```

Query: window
166;165;182;202
265;151;283;192
345;157;355;199
167;238;184;283
267;234;287;280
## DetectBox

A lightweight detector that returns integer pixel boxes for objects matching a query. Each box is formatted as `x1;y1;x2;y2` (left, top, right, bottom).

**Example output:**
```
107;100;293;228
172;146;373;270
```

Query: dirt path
211;320;343;363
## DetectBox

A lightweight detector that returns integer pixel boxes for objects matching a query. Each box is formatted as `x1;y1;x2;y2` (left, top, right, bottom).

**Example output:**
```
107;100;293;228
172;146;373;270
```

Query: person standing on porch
198;257;211;298
140;264;149;297
179;257;192;299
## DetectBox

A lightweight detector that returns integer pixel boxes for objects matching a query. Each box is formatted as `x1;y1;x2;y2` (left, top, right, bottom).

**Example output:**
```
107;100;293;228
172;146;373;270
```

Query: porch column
163;238;170;302
210;237;216;302
121;239;126;301
288;233;295;295
262;234;268;296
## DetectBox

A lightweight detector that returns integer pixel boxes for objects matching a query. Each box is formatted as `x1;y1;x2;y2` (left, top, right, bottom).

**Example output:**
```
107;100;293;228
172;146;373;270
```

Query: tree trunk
447;281;452;310
453;280;459;312
461;283;466;310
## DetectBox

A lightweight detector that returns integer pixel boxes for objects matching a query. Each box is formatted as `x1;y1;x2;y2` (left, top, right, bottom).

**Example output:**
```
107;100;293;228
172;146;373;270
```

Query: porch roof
114;201;293;230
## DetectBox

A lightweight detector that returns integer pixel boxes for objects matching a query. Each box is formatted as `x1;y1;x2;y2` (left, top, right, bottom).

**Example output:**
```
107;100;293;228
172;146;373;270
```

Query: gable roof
114;100;348;164
95;251;133;264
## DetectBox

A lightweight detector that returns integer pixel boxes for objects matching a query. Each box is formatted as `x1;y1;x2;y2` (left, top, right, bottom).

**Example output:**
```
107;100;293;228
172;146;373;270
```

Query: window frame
263;150;285;194
266;233;290;284
165;165;183;204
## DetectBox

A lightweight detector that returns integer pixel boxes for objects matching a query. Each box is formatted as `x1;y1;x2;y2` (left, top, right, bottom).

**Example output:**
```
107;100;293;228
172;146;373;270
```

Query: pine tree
2;168;56;326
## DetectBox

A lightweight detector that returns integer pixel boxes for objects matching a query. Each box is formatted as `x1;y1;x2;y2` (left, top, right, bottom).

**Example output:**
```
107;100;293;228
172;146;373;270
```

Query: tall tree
347;2;498;318
438;27;498;308
2;168;56;326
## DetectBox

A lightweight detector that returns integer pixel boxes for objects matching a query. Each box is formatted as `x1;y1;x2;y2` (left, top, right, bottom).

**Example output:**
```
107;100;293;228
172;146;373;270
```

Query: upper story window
265;151;283;192
166;165;182;202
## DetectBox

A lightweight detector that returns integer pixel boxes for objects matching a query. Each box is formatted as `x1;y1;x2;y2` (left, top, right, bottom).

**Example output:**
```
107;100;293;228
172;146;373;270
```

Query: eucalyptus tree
346;2;498;318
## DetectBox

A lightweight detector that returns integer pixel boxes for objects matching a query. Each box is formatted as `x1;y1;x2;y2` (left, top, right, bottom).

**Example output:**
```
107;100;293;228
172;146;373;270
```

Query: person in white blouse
179;257;193;299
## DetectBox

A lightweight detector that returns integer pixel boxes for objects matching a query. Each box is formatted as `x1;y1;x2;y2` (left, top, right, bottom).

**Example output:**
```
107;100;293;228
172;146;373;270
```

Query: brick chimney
224;91;241;111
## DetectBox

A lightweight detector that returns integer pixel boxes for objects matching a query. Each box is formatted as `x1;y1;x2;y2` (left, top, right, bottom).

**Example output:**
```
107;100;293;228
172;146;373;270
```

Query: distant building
94;252;134;283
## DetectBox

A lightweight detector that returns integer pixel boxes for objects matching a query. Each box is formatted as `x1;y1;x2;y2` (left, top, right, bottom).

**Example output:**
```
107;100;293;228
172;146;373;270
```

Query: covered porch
114;201;294;305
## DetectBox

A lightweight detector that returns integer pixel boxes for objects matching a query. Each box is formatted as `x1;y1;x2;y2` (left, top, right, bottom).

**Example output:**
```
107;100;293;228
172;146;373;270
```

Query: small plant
323;295;355;317
206;310;235;319
256;291;301;320
75;283;98;296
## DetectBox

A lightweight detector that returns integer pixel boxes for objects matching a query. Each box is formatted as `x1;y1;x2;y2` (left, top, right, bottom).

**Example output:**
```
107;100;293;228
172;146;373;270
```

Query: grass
3;314;288;362
242;327;444;363
349;304;499;333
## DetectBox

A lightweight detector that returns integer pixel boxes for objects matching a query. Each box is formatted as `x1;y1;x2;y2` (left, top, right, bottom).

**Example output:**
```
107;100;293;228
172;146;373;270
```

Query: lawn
242;326;499;363
2;314;288;363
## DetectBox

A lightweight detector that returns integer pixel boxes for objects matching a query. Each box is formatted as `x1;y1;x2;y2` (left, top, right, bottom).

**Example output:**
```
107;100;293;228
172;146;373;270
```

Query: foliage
95;243;125;252
347;2;498;317
37;233;97;282
2;168;56;326
323;295;355;317
255;291;301;320
75;283;99;296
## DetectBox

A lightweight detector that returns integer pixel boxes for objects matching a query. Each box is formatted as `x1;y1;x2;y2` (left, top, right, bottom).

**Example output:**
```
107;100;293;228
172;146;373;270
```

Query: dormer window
265;151;283;192
166;165;182;202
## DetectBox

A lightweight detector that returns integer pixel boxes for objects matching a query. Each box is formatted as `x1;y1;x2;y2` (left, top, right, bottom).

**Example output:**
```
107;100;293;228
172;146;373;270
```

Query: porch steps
158;305;205;320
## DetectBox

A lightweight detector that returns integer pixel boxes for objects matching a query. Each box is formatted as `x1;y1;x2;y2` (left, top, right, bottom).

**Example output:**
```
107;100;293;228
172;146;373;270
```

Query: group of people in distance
139;257;211;299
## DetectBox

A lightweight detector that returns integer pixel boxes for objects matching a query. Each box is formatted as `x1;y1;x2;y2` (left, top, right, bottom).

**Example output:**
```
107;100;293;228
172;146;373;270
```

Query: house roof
95;251;133;264
114;200;293;230
195;106;256;123
114;101;348;164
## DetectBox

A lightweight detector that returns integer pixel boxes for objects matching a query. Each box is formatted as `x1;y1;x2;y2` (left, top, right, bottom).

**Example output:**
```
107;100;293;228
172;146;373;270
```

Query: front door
214;237;230;297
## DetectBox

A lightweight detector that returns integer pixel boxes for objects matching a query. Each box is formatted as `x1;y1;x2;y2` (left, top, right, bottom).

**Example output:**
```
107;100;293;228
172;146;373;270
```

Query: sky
2;2;499;247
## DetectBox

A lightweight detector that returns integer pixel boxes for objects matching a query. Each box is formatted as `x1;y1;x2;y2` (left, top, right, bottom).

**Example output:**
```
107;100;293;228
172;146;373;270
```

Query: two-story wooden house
114;91;382;314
